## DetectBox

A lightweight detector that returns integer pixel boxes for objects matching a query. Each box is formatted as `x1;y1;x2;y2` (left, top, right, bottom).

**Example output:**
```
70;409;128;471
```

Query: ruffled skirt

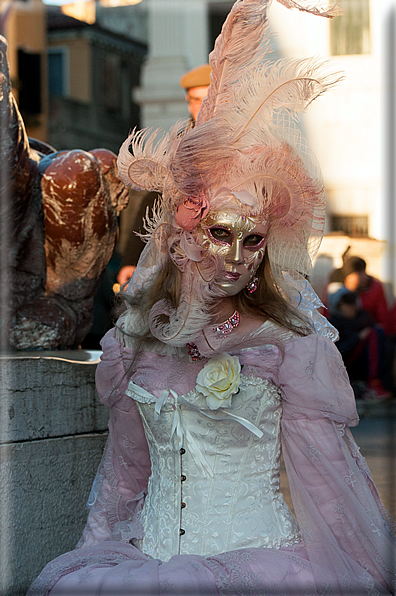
27;540;392;596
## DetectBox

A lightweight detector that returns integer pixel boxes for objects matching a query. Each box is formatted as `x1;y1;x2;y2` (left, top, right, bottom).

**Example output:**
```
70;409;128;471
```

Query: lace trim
283;273;339;341
110;491;146;544
344;429;396;534
128;375;273;479
27;550;141;596
127;373;281;408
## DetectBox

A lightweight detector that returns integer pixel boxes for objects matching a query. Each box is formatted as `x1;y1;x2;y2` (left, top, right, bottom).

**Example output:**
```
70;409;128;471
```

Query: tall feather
196;0;271;126
117;120;187;191
275;0;342;18
197;0;341;128
224;57;344;145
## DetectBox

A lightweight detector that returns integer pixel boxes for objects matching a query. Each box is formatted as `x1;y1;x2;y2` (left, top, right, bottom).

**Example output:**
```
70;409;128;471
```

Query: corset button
181;501;186;509
180;448;186;455
180;528;185;536
181;474;186;482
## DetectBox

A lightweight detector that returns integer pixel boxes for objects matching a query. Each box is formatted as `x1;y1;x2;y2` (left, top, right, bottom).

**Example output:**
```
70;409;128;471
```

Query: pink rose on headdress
175;193;210;231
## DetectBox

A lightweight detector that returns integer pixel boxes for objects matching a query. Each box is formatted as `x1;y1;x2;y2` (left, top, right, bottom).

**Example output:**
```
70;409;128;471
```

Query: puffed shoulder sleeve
95;328;135;407
77;328;151;549
278;334;358;426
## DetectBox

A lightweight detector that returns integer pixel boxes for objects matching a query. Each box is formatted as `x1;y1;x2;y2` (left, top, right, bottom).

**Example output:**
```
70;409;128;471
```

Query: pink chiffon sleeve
77;329;151;549
278;335;396;593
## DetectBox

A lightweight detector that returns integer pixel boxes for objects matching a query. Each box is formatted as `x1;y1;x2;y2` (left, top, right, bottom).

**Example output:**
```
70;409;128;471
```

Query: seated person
328;256;392;334
329;288;392;400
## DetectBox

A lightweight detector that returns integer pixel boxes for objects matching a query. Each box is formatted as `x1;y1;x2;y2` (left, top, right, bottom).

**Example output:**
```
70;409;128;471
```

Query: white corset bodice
126;375;301;560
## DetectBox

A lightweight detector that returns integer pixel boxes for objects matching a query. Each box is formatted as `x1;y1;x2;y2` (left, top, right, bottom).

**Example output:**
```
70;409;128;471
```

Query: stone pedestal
0;351;108;596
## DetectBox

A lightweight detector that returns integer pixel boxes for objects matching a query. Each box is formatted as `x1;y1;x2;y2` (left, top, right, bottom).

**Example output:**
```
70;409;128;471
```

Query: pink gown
27;322;396;596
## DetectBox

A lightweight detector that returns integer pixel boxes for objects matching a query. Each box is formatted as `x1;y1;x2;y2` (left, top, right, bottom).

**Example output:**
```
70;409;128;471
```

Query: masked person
28;1;396;595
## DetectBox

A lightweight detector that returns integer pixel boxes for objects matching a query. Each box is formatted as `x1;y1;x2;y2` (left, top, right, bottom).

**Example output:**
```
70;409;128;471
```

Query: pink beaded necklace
187;310;240;361
214;310;240;337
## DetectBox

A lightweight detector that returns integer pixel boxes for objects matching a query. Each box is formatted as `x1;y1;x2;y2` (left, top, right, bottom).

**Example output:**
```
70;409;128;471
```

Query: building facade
1;0;147;153
1;0;48;140
47;8;147;153
130;0;395;290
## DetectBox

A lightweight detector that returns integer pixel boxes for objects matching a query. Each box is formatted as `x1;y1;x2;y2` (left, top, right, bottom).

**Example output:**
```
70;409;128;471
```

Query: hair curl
116;248;310;343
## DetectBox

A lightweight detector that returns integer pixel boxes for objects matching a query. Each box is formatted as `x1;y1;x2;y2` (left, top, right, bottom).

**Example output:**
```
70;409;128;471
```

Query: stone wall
0;352;108;596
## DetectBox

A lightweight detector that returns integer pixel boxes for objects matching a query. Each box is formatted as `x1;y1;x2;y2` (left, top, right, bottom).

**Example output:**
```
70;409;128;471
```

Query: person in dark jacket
329;287;392;400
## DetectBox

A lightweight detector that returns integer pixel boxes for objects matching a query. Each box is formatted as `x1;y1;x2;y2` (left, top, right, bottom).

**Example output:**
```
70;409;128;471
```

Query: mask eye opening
207;226;233;245
243;234;266;250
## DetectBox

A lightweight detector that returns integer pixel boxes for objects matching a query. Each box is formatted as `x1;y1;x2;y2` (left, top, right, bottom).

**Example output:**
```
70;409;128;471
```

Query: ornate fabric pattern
27;330;396;596
129;375;301;560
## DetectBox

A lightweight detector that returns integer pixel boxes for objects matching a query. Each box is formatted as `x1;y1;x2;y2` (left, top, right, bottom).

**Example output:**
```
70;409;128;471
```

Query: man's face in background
186;85;209;122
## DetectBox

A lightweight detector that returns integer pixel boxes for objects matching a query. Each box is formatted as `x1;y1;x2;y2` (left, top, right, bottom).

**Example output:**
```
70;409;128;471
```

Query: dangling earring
246;276;258;294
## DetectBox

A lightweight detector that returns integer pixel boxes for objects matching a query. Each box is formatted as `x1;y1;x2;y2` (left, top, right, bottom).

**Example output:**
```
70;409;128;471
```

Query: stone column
134;0;208;130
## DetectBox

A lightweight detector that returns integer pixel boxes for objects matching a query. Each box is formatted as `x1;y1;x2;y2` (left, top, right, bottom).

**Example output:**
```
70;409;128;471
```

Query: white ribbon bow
128;382;263;478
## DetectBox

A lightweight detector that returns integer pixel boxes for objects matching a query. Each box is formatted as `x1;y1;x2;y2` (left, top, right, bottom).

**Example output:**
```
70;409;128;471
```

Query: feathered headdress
117;0;342;345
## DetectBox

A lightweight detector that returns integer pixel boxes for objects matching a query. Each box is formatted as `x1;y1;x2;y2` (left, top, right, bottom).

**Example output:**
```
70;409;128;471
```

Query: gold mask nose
226;238;244;265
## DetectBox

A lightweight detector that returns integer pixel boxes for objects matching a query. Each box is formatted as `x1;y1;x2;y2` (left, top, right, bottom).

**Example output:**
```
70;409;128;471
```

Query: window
48;48;69;98
18;49;42;114
330;0;370;55
103;54;122;112
331;215;369;237
208;1;233;52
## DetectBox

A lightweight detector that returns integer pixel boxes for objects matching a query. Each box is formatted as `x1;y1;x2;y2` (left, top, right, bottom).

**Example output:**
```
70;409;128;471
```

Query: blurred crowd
323;256;396;401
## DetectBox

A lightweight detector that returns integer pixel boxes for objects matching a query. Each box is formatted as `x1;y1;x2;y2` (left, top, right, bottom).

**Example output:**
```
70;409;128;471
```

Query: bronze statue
0;37;129;350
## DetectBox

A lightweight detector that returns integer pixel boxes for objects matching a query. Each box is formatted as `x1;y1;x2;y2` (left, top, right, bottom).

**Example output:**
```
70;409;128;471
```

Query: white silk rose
196;353;241;410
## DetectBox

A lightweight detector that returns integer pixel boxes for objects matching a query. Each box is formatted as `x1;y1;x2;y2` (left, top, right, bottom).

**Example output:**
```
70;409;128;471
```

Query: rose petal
175;204;201;231
175;196;210;231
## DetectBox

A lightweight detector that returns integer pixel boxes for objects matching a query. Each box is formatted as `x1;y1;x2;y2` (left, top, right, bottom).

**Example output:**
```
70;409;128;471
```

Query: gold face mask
199;210;268;296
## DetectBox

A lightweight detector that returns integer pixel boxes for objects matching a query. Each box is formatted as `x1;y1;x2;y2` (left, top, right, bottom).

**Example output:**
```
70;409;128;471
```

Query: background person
180;62;211;124
328;287;393;400
116;64;211;287
342;256;392;335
